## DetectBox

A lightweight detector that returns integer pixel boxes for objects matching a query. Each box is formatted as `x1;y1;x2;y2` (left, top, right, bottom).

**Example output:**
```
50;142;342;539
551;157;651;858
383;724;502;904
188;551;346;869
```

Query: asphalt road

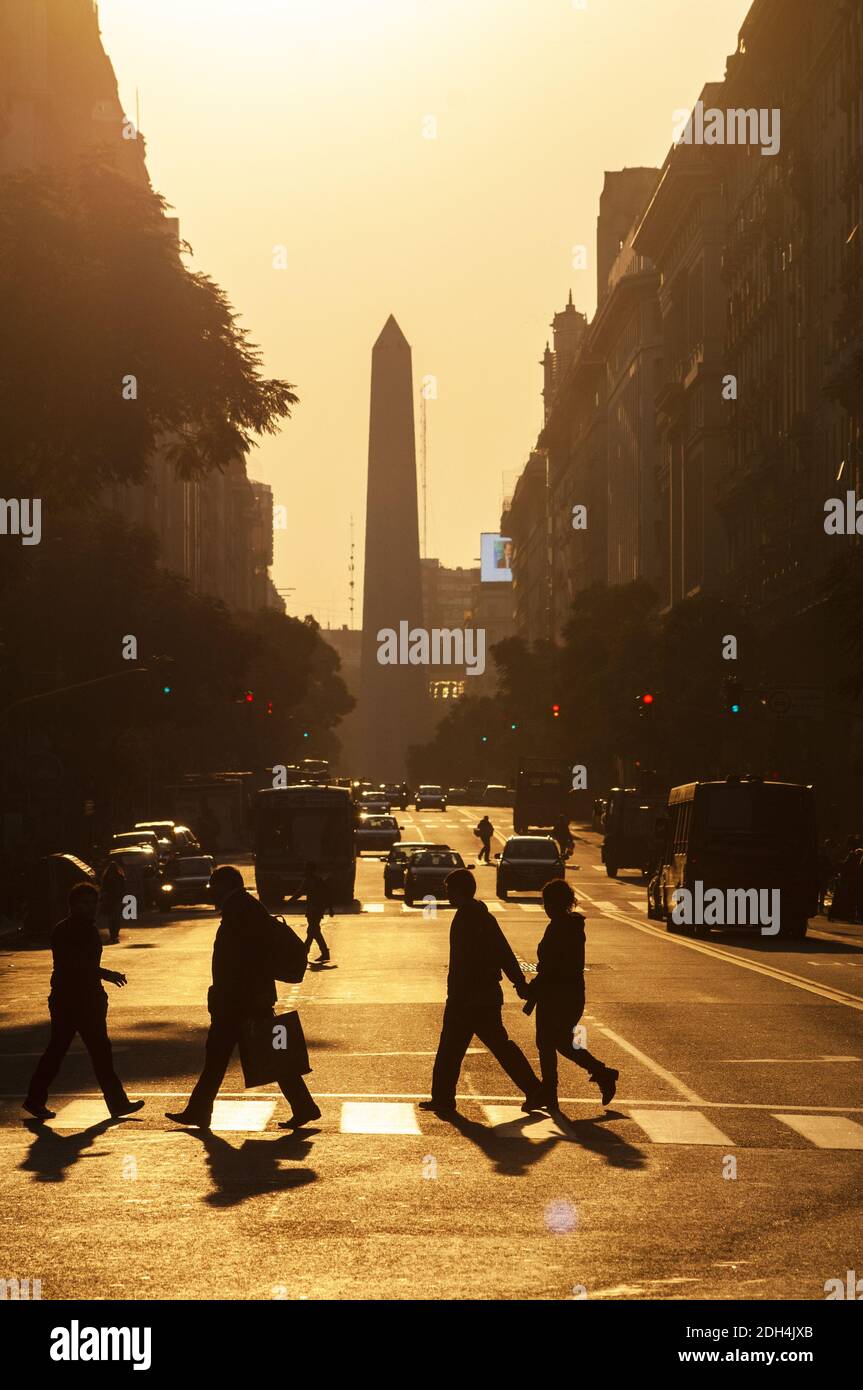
1;806;861;1301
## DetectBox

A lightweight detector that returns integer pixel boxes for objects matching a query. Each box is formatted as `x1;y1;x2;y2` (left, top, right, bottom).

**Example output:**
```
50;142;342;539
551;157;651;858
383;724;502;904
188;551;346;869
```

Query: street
1;807;860;1302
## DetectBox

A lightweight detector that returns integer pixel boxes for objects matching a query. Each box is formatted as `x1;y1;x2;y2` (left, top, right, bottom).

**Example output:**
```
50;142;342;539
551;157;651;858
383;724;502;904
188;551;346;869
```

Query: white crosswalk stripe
340;1102;420;1134
625;1108;735;1146
772;1113;863;1149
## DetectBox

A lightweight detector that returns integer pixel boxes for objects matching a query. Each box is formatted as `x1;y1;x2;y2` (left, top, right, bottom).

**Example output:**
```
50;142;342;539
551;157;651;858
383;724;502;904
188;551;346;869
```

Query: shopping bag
239;1011;311;1087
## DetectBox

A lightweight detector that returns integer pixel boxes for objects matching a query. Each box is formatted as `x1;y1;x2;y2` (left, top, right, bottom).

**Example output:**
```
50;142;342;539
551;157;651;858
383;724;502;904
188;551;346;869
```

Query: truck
253;784;356;906
514;757;572;834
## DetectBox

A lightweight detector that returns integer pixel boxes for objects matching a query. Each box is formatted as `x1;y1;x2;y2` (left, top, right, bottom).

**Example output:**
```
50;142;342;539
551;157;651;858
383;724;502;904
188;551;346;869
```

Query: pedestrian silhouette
474;815;494;864
287;860;334;962
99;858;125;943
419;868;545;1116
523;878;618;1110
23;881;143;1121
166;865;320;1130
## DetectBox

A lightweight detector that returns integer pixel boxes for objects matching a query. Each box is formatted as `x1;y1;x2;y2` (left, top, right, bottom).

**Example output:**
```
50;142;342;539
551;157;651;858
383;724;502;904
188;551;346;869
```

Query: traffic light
510;721;518;731
723;677;744;715
244;691;254;704
303;729;310;739
481;734;488;743
266;699;273;716
636;692;656;715
161;684;172;696
551;703;560;719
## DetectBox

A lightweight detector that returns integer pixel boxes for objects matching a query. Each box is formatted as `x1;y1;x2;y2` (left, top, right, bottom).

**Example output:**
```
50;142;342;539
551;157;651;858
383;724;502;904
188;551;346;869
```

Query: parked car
355;814;401;854
111;830;162;860
495;835;564;900
135;820;201;859
157;854;215;912
382;842;449;896
415;784;447;811
404;848;469;906
106;845;161;911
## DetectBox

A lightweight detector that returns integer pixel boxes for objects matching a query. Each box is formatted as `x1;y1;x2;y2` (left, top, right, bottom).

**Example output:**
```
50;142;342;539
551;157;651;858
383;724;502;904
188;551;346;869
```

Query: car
484;784;512;808
446;787;468;805
354;814;402;854
495;835;564;900
404;848;469;907
415;784;447;811
381;782;410;811
356;790;390;815
157;854;216;911
466;780;487;803
382;842;449;896
135;820;201;859
111;830;162;859
105;845;161;911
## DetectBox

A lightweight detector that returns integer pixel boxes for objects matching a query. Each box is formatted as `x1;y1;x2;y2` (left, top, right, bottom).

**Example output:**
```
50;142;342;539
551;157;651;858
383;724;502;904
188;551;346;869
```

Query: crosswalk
27;1097;863;1150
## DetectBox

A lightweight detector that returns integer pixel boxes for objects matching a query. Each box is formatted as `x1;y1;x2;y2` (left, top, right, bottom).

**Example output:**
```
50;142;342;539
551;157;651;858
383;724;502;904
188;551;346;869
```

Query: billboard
480;532;513;583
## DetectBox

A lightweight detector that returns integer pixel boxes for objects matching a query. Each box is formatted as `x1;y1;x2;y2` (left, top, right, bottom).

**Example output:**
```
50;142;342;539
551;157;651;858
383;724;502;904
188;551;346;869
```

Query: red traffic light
551;703;561;718
640;693;654;705
244;691;254;703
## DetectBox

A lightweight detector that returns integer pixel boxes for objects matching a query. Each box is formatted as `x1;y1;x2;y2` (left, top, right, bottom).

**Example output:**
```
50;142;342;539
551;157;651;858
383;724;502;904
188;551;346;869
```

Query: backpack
269;914;308;983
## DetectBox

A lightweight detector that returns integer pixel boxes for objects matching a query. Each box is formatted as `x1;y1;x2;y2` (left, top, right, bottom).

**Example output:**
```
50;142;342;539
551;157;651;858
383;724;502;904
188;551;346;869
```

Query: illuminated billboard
480;533;513;583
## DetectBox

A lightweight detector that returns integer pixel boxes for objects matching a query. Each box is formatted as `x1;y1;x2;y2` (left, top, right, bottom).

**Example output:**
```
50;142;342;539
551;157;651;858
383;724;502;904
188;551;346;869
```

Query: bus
647;777;818;939
514;758;571;834
601;787;666;877
253;784;356;906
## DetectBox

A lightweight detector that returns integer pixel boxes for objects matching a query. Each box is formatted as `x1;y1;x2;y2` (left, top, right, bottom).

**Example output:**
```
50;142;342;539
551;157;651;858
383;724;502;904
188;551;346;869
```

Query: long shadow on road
171;1128;317;1207
446;1105;646;1177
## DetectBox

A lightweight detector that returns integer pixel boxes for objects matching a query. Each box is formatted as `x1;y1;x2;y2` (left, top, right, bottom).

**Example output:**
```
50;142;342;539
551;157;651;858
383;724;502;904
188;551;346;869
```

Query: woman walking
524;878;618;1111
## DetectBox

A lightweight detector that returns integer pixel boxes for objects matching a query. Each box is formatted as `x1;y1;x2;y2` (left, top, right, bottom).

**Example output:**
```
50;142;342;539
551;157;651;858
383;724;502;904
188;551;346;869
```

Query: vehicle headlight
161;883;174;893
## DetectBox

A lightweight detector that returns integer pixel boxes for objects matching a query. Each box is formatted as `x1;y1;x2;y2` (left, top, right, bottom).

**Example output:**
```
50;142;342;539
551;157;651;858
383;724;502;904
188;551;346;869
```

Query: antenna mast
349;516;356;627
420;392;428;558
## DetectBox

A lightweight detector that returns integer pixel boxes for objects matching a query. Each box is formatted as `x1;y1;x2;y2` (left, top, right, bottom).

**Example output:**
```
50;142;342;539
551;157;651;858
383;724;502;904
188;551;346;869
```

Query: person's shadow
20;1117;116;1183
173;1128;318;1207
448;1105;645;1175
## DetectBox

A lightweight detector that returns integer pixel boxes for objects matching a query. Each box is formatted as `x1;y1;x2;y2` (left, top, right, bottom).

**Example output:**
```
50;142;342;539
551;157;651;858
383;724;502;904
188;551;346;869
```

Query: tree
0;162;297;505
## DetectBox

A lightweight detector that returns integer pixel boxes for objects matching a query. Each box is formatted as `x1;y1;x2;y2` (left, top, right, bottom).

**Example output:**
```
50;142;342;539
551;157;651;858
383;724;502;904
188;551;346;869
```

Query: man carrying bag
166;865;321;1131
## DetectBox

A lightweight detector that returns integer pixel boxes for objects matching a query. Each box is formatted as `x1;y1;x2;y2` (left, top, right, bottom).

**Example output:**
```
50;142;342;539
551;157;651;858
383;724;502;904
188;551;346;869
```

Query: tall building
0;0;280;616
421;559;479;702
359;316;429;779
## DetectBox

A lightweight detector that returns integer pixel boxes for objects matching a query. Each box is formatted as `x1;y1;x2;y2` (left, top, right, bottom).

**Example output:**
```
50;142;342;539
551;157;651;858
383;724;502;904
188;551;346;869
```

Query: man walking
474;815;494;865
24;882;143;1121
287;860;334;963
166;865;320;1130
420;868;545;1117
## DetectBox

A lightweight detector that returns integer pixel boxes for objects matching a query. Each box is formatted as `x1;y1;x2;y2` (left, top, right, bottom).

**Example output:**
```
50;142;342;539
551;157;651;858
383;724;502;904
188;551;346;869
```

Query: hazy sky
97;0;752;628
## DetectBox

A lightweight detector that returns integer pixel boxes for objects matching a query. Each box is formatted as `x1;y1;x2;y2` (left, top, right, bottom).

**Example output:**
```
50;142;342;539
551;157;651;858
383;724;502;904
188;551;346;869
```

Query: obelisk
359;316;428;781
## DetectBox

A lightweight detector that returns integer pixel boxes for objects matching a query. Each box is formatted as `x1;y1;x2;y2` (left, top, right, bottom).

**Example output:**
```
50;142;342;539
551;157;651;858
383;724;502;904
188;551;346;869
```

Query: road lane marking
518;904;544;913
593;1023;706;1104
576;889;863;1013
208;1100;276;1131
340;1101;420;1134
627;900;644;911
362;904;384;913
482;1105;570;1139
773;1114;863;1149
626;1109;735;1146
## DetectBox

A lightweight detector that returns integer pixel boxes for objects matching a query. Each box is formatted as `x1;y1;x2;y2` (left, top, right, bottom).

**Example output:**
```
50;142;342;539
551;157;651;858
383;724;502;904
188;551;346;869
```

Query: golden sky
97;0;752;627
